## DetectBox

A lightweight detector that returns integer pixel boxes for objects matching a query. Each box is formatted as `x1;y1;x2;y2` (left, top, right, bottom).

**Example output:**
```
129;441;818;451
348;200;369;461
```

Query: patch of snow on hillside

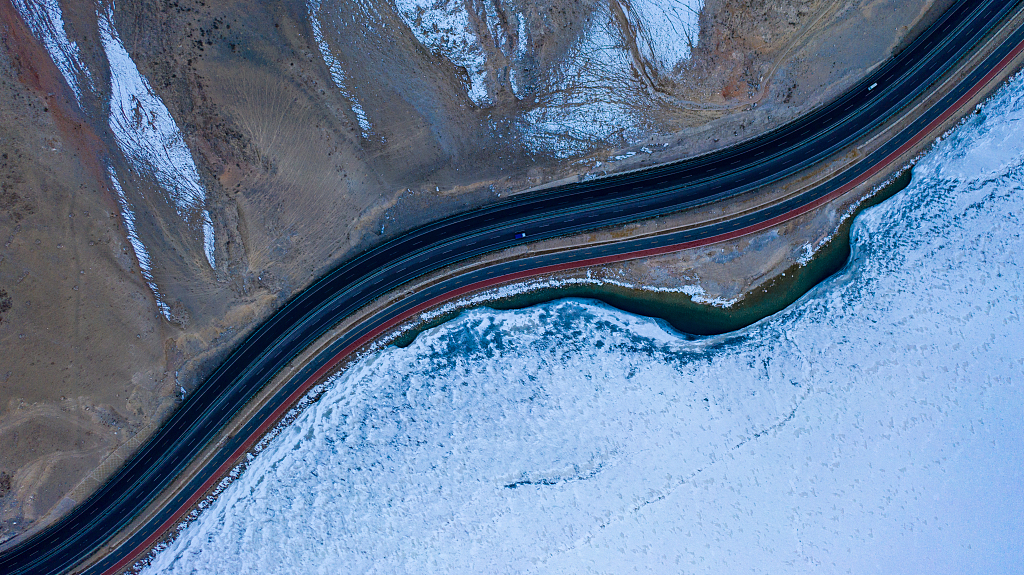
98;3;216;268
395;0;489;105
519;0;702;157
308;0;373;138
520;18;639;157
12;0;93;104
626;0;702;70
509;12;528;94
109;169;171;320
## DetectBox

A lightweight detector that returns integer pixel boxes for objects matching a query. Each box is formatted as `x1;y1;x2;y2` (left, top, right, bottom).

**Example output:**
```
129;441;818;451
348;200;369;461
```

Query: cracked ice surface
98;4;216;268
144;76;1024;573
12;0;93;104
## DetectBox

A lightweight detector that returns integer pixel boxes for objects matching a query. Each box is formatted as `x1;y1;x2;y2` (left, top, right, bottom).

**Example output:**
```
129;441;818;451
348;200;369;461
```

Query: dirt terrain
0;0;952;544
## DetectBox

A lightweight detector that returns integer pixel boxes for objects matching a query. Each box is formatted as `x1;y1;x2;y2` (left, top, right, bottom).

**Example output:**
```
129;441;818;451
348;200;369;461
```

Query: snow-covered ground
98;3;216;269
518;17;641;158
385;0;703;155
11;0;93;104
308;0;373;138
394;0;481;102
143;75;1024;574
108;169;171;321
627;0;701;70
13;1;219;309
519;0;703;157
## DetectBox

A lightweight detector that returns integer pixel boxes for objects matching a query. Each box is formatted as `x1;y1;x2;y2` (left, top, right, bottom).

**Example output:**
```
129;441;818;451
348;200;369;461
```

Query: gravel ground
0;0;952;544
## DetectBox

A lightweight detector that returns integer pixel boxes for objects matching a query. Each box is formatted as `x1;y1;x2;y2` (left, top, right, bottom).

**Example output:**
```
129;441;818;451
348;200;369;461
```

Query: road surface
1;0;1021;572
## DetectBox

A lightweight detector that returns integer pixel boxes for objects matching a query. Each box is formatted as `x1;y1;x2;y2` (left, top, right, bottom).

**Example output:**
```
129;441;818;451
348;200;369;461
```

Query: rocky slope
0;0;951;543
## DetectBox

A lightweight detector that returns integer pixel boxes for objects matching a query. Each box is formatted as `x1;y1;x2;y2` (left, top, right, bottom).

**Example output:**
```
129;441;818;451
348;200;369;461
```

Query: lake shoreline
393;168;914;346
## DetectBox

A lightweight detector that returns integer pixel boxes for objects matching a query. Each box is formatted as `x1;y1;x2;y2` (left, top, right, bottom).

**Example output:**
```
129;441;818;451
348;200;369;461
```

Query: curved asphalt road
2;0;1022;573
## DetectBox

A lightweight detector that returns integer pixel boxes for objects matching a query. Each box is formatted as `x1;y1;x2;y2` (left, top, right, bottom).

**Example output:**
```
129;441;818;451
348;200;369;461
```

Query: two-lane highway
1;0;1022;572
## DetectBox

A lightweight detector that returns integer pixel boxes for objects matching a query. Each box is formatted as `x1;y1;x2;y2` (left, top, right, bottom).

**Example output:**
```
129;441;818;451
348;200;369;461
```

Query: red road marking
100;30;1024;575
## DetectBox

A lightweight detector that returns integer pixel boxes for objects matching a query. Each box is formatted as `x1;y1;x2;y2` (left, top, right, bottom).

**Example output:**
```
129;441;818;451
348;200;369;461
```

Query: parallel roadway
1;0;1022;572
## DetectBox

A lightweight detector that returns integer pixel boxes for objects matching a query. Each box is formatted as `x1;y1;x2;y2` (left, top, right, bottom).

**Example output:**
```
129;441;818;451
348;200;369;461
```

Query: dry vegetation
0;0;952;545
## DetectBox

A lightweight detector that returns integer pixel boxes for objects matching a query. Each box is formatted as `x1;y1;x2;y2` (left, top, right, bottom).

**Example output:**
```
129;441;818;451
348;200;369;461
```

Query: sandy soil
0;0;952;543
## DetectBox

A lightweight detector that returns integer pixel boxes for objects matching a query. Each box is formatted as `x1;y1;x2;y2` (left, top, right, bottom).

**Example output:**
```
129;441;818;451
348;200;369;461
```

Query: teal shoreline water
393;168;914;345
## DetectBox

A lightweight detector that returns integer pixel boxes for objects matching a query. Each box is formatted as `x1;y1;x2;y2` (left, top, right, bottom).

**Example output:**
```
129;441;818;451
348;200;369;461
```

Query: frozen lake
144;75;1024;574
